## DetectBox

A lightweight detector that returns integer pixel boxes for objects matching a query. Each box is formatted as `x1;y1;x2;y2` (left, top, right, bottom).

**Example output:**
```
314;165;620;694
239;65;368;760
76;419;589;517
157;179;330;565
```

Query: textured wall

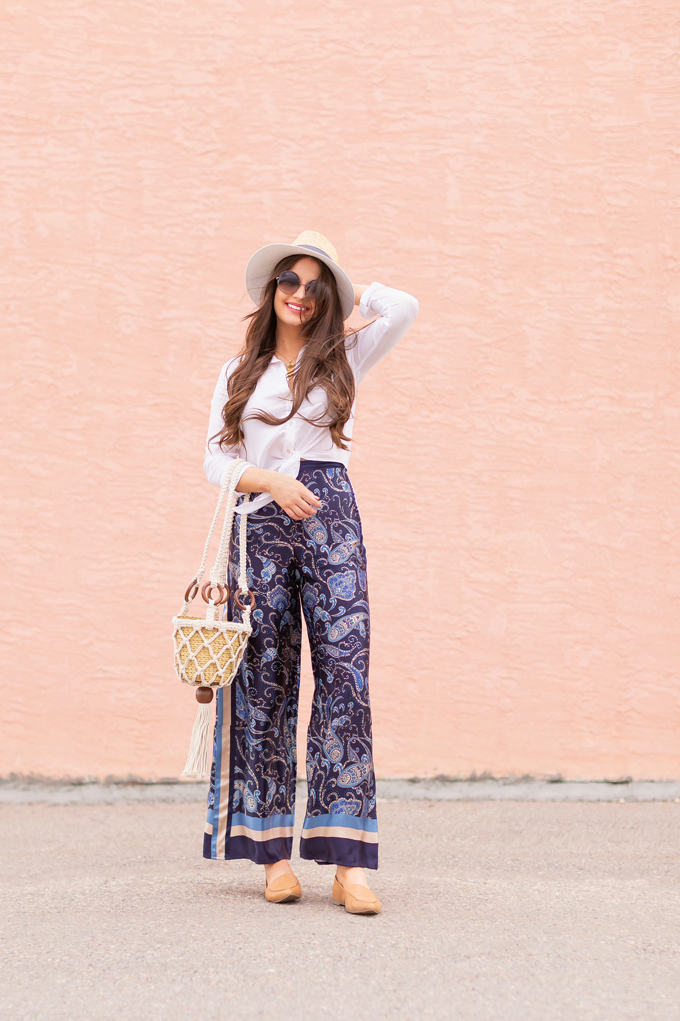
2;1;679;780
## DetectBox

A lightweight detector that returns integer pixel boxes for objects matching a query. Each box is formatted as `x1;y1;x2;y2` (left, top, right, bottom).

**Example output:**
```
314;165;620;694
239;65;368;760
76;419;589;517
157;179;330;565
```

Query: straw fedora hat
245;231;355;320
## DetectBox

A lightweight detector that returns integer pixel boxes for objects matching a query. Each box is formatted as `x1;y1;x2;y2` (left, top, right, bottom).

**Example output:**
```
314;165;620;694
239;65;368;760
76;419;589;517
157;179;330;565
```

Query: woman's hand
267;473;321;520
237;467;321;520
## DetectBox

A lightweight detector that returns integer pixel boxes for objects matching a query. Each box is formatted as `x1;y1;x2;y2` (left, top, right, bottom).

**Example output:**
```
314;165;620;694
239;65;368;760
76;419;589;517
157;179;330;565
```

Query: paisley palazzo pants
204;461;378;869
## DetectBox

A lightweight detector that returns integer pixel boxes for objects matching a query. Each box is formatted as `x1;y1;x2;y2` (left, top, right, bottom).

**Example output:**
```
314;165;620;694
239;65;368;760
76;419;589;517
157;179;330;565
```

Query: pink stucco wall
2;1;679;780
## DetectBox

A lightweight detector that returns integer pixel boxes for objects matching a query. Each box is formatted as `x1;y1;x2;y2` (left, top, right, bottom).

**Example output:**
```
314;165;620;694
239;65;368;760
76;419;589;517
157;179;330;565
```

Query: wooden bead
196;685;214;704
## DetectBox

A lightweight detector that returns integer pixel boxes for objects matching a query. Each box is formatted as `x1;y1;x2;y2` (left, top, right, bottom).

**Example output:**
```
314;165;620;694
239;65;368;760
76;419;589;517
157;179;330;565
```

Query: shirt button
285;447;292;454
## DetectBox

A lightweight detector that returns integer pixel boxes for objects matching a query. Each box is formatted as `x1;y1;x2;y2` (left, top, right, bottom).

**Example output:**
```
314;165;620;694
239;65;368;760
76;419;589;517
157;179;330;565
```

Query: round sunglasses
275;270;320;298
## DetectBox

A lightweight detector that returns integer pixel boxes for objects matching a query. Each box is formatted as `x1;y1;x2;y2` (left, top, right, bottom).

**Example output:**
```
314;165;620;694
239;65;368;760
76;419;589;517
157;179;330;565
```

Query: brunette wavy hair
212;254;362;455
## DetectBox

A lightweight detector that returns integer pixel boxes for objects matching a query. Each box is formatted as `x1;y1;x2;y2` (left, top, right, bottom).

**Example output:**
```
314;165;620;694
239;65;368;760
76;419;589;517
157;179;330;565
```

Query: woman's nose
293;283;306;300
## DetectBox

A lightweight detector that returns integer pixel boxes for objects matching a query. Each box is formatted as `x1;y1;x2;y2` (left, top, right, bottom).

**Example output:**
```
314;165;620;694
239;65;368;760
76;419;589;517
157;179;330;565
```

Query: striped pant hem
299;814;379;869
202;813;379;868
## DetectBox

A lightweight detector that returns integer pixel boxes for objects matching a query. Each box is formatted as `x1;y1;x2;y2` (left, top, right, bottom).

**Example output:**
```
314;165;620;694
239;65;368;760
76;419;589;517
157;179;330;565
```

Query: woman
203;231;418;915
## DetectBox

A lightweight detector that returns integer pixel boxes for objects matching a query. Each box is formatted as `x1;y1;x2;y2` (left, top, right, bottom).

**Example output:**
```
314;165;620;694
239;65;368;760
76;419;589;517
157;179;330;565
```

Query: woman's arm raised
345;281;419;382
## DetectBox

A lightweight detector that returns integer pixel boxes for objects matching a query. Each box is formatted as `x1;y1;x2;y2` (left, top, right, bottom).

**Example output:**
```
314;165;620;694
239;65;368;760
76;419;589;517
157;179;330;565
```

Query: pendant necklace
277;350;296;380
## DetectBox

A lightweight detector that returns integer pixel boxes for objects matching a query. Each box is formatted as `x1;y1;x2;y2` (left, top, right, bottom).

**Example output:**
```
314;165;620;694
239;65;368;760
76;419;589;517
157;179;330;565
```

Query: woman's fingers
270;478;321;511
298;487;321;506
289;486;322;519
273;480;323;519
285;498;319;520
295;505;317;519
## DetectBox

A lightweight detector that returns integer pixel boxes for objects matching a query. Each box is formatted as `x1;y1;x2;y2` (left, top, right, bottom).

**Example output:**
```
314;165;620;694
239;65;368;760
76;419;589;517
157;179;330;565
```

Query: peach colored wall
2;1;679;781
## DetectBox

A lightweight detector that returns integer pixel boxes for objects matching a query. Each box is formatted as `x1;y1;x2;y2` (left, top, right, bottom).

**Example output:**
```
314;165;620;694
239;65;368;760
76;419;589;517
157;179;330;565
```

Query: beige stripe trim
215;688;232;858
230;825;294;842
205;822;213;835
300;826;379;844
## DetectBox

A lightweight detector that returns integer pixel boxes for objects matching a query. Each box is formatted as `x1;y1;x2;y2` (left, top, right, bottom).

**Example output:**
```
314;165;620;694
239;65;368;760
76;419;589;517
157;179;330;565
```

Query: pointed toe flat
332;876;381;915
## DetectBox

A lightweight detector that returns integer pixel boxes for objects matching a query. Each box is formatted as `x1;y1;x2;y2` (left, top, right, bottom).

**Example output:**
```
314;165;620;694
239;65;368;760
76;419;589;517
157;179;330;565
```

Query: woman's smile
284;300;306;316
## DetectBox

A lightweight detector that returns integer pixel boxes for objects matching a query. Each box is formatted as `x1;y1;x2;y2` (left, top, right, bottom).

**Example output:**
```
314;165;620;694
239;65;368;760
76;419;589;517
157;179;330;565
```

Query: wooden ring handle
234;588;256;611
184;580;199;603
201;582;229;606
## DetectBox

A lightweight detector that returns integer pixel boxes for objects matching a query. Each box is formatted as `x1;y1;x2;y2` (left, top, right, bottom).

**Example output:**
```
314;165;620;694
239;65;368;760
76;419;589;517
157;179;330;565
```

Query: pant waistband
299;459;346;470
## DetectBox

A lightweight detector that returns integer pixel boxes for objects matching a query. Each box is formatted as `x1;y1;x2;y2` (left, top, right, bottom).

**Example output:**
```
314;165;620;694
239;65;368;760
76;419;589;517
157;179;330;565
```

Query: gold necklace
276;351;296;379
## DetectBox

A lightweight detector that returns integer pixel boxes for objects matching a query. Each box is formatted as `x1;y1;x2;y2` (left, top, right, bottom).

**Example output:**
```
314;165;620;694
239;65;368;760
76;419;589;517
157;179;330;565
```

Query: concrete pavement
1;787;679;1020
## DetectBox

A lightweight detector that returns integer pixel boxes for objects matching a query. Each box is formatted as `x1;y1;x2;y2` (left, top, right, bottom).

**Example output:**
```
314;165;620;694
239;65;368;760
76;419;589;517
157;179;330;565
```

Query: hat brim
245;243;355;321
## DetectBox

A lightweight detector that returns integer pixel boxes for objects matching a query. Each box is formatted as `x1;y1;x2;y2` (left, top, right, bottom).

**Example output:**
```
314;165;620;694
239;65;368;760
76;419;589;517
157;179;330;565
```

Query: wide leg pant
203;461;378;869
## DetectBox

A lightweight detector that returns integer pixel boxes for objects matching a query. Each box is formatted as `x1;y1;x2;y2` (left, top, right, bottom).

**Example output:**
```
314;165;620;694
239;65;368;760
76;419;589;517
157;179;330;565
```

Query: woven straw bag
172;457;255;778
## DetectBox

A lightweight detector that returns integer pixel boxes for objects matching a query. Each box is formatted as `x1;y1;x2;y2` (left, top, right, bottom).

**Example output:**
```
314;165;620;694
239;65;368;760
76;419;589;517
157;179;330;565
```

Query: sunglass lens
304;279;320;297
277;271;300;295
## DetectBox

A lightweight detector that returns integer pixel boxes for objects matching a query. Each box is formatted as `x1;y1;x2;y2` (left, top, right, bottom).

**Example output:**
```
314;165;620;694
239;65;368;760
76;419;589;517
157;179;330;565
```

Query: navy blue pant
204;461;378;869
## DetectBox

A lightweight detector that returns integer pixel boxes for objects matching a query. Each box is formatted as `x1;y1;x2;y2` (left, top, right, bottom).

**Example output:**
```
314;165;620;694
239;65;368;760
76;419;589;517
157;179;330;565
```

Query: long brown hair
213;255;361;454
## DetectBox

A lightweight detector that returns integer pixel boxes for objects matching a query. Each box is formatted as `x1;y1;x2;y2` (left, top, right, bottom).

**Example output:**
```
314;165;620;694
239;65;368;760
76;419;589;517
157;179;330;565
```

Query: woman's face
273;256;321;328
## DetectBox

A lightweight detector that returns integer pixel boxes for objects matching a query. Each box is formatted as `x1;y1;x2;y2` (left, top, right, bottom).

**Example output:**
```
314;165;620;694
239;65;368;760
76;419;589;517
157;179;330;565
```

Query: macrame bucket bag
172;458;255;778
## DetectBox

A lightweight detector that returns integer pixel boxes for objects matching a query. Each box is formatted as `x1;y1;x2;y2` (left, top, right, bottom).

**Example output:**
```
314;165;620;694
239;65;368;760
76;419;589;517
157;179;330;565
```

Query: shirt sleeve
345;281;419;382
203;359;252;487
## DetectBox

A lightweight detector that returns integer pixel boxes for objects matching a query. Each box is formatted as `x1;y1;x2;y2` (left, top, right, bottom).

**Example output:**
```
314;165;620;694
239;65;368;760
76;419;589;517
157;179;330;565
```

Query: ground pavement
1;779;679;1021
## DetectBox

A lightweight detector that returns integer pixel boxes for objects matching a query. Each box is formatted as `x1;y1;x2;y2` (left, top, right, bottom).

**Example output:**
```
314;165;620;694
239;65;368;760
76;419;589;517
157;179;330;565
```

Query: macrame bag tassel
181;696;213;779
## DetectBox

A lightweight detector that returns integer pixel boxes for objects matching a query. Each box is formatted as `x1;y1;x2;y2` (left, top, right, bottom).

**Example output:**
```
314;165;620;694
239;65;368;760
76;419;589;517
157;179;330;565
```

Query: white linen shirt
204;281;419;514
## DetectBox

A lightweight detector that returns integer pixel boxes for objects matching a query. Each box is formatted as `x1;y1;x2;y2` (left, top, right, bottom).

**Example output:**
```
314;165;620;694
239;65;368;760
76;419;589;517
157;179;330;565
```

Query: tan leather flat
265;872;302;903
332;875;381;915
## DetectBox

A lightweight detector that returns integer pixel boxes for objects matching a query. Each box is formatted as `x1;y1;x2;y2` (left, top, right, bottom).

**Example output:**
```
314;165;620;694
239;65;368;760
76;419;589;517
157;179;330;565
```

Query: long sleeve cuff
203;449;252;489
226;458;253;489
359;281;382;319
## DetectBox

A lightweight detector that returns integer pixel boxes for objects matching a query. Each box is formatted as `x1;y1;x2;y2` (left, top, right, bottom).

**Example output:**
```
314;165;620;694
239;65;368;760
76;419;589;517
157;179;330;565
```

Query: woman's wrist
236;466;277;494
353;283;370;306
